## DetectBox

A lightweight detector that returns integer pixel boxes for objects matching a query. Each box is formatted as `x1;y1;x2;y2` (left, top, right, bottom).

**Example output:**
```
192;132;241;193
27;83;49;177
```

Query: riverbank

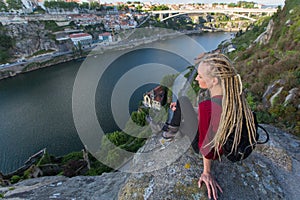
0;28;231;81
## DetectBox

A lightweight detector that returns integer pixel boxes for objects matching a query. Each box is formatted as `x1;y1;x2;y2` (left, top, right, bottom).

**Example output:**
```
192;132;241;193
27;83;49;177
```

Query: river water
0;32;232;173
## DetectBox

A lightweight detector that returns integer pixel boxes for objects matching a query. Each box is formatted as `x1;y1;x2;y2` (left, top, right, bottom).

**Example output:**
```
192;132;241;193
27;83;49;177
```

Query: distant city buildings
0;0;274;53
1;1;268;15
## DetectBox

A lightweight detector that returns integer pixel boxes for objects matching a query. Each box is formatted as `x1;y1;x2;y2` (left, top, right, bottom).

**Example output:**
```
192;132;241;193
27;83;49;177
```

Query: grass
31;49;55;57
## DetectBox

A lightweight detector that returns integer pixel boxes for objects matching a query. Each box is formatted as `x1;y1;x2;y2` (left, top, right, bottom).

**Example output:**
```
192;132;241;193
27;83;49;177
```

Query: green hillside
227;0;300;135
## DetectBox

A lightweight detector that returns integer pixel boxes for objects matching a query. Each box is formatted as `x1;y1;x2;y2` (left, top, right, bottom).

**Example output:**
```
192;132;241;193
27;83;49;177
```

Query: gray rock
0;172;129;200
284;88;299;106
1;125;299;200
4;22;73;59
118;125;300;200
262;79;285;108
253;19;274;45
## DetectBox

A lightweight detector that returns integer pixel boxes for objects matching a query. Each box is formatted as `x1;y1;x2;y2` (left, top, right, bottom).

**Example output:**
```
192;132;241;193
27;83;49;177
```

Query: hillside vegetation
227;0;300;135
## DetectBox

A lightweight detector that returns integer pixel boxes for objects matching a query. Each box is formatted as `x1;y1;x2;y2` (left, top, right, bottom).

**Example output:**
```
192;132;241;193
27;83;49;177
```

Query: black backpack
222;112;269;162
191;97;269;162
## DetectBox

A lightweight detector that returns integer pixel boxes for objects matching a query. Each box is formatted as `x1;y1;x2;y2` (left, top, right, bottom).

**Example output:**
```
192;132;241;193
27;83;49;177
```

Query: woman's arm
198;157;223;200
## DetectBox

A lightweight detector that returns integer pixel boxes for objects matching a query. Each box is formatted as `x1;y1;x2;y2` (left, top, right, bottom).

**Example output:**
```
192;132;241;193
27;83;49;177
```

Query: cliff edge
1;125;299;200
118;124;300;200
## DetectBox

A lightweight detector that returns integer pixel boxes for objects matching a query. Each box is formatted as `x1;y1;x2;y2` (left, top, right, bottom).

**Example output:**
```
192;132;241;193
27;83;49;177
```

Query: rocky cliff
1;125;299;200
228;0;300;135
4;21;73;59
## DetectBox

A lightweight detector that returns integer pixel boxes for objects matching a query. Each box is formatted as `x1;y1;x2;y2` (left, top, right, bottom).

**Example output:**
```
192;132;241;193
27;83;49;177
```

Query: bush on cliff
0;25;14;64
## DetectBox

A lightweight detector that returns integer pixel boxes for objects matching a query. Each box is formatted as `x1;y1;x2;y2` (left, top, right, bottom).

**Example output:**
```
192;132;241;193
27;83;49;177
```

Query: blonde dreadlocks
200;53;257;157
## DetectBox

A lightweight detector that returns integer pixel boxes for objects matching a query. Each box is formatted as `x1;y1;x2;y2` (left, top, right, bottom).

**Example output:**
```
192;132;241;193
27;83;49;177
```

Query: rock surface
1;125;299;200
253;19;274;45
4;22;73;58
118;124;300;200
0;172;128;200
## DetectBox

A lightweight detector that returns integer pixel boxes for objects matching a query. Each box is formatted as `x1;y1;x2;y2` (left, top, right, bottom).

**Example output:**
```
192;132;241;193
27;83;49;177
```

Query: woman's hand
198;172;223;200
170;102;177;111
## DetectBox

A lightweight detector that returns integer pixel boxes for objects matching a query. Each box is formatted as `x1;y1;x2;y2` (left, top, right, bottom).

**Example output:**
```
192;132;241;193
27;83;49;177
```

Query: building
98;32;113;43
143;86;165;110
69;33;92;46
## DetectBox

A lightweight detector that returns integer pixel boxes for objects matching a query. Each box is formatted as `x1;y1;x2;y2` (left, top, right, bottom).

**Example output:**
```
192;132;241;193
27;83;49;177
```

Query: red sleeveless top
198;95;223;160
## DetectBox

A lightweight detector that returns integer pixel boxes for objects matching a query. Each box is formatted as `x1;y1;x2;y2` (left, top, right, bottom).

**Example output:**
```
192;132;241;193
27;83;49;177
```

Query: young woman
147;53;257;200
195;53;257;200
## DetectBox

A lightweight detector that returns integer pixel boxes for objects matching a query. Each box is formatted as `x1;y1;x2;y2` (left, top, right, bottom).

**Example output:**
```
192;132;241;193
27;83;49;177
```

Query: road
0;50;73;70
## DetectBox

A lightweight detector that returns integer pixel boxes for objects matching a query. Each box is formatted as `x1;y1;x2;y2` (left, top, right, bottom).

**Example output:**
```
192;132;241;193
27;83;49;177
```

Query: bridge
150;8;277;22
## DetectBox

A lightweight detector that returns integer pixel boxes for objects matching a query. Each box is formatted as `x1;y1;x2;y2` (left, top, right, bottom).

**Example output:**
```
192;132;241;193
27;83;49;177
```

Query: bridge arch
150;8;276;22
155;11;256;22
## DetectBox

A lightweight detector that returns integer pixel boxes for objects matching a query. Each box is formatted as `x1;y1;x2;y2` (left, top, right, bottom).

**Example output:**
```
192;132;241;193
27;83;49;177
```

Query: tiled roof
69;33;91;38
99;32;111;36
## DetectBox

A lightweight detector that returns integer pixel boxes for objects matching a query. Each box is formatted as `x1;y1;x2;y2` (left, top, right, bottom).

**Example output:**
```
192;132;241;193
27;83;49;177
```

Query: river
0;32;233;174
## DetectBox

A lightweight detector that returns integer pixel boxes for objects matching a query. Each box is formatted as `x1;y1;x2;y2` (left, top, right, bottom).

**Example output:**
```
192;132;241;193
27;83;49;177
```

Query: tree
44;0;79;11
0;0;8;12
0;34;13;63
6;0;22;10
118;4;129;11
228;3;236;8
107;131;130;146
131;110;146;126
105;6;114;11
212;3;219;7
90;1;100;10
136;5;142;12
151;5;169;11
80;2;89;9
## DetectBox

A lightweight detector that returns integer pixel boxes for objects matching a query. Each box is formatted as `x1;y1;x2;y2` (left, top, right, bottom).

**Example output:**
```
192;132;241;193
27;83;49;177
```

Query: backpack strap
210;97;269;145
256;124;270;144
209;97;222;106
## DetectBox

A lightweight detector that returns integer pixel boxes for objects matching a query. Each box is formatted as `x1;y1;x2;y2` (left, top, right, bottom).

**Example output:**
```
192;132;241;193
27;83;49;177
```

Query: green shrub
246;92;257;110
61;152;83;164
10;175;21;184
256;111;274;124
85;161;112;176
42;20;64;32
106;131;132;146
131;110;147;126
0;33;13;63
37;152;55;166
32;49;55;57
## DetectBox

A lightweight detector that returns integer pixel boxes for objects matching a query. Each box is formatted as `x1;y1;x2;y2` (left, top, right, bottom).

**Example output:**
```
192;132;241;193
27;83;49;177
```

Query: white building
69;33;92;46
143;86;165;110
99;32;113;43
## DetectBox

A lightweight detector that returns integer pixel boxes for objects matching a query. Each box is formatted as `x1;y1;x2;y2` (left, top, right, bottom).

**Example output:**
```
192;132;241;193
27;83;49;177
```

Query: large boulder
118;124;300;200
